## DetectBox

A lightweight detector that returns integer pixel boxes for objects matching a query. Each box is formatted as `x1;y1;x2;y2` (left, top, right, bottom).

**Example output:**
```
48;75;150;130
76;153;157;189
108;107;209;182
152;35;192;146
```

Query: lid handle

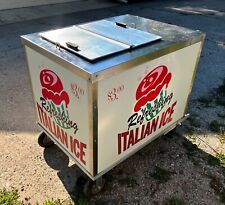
66;42;80;51
116;22;127;28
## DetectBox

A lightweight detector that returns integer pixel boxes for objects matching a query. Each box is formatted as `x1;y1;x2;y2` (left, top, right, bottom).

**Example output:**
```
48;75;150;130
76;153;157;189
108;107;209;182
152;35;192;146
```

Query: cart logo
39;68;78;134
118;65;177;155
134;65;172;112
40;69;70;107
127;65;174;131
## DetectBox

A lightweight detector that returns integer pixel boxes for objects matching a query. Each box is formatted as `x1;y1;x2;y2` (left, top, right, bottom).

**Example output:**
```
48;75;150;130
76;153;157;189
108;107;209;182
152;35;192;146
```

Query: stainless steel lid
40;19;161;62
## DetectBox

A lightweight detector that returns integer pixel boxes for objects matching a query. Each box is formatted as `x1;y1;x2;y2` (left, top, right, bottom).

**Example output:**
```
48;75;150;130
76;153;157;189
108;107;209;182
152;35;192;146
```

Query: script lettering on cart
39;69;78;134
117;65;177;155
36;67;87;165
37;103;87;165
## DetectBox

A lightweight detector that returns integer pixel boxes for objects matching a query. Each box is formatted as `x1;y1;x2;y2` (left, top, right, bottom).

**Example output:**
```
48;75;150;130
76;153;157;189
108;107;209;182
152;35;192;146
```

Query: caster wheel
90;177;106;195
38;132;54;148
71;175;90;200
72;176;106;200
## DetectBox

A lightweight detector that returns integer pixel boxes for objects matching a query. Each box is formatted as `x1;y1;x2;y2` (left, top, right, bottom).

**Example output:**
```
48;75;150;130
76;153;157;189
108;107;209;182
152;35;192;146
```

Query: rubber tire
90;177;106;195
72;176;105;199
38;132;54;148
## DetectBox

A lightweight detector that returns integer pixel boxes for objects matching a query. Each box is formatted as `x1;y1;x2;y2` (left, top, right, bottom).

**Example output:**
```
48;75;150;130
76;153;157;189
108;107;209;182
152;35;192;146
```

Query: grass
189;117;201;128
0;189;22;205
182;140;198;154
218;113;225;118
215;99;225;107
216;153;225;167
208;120;225;144
42;199;73;205
198;79;225;109
163;197;185;205
0;189;75;205
209;120;225;133
219;134;225;144
188;134;196;143
118;177;138;188
198;95;211;106
210;177;223;194
208;153;225;168
220;191;225;204
208;155;220;167
210;176;225;203
150;166;173;183
218;78;225;95
215;78;225;107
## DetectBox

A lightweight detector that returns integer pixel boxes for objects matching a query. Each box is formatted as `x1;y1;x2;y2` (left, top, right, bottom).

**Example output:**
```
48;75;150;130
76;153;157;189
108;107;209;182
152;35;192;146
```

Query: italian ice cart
21;14;205;193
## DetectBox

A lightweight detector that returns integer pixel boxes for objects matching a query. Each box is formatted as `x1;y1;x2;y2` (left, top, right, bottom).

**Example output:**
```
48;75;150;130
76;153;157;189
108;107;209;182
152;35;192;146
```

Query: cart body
21;14;205;180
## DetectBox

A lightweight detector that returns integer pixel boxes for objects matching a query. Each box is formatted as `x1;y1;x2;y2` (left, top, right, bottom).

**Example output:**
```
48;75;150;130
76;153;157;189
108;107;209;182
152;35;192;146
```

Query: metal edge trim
183;35;205;116
88;79;94;176
38;122;95;180
21;37;91;80
92;82;98;176
91;115;189;180
24;45;40;123
92;34;205;83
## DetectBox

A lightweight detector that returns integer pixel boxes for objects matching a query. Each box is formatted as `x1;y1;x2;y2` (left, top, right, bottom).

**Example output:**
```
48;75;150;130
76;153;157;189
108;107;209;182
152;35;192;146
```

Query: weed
44;200;61;205
209;120;225;133
220;190;225;203
0;189;74;205
208;155;220;167
218;113;225;118
163;197;185;205
74;198;88;205
217;153;225;167
215;99;225;107
42;199;73;205
210;177;224;194
185;126;194;135
218;78;225;95
189;134;196;143
209;176;225;203
0;189;22;205
188;117;201;128
182;140;198;154
198;96;211;106
118;177;138;188
219;134;225;144
150;166;173;183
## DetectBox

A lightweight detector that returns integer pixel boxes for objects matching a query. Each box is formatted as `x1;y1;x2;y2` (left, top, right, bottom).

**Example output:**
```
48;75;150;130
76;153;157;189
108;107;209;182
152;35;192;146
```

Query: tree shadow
88;131;225;204
41;127;225;205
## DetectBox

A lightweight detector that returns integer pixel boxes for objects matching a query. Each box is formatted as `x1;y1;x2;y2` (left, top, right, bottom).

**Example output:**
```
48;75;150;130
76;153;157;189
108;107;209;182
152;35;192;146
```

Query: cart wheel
72;176;105;199
83;176;106;196
90;177;106;195
72;175;90;200
38;132;54;148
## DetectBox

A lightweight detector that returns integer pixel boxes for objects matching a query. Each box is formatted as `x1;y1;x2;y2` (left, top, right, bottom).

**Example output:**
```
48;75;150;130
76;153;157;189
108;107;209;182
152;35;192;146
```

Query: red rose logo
40;69;70;108
134;65;172;112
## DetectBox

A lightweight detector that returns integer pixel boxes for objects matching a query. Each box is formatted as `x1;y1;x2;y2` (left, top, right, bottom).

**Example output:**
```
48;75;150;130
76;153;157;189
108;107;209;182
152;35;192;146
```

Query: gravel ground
0;0;225;204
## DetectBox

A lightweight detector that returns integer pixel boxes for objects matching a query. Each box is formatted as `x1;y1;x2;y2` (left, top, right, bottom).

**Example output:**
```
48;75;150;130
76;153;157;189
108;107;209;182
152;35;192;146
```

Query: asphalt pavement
1;0;225;133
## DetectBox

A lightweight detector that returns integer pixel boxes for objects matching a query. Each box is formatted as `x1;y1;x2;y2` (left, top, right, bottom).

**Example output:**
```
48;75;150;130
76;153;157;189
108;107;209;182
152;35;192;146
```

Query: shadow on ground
43;126;225;205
